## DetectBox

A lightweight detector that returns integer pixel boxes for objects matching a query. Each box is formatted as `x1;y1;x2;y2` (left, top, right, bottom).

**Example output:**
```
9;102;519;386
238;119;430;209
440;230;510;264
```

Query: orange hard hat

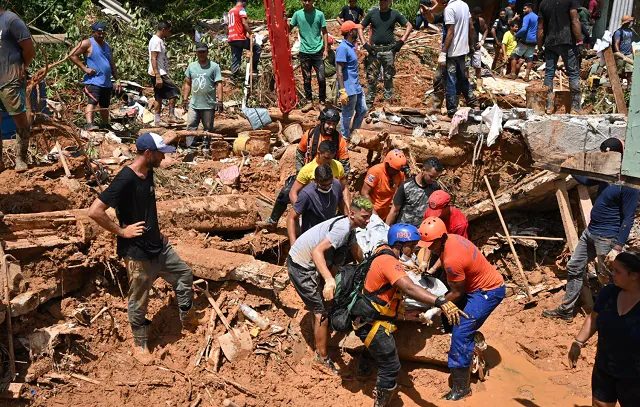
384;149;407;170
418;217;448;248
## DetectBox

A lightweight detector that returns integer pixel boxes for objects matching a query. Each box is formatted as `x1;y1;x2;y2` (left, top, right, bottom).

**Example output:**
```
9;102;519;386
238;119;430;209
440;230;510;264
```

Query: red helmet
418;217;448;248
384;149;407;171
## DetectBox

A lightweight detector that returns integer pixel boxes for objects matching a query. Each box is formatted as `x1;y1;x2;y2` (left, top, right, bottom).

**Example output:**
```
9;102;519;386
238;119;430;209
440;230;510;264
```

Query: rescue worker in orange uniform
361;149;407;220
418;217;505;401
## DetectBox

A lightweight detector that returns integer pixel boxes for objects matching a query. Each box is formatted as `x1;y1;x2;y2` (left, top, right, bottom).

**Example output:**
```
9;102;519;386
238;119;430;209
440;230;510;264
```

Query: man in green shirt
182;42;223;153
358;0;413;106
290;0;329;112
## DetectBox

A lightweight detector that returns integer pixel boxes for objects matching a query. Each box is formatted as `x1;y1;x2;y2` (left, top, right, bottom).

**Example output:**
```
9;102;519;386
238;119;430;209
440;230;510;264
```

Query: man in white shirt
443;0;478;117
148;21;183;126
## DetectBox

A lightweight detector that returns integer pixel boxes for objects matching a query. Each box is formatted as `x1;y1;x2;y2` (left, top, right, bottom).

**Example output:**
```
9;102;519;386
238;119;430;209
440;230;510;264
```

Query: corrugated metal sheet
608;0;633;33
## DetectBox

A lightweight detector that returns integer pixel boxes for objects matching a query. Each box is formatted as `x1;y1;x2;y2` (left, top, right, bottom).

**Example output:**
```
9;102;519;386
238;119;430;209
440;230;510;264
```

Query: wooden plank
602;47;628;115
560;152;622;176
555;180;594;312
576;185;593;226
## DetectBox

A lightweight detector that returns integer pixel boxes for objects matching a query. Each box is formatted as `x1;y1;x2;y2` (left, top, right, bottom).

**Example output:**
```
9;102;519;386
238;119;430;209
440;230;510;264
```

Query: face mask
317;185;332;194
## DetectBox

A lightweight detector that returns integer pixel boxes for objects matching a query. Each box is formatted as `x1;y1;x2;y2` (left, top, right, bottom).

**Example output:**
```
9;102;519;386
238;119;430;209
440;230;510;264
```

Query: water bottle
239;304;270;330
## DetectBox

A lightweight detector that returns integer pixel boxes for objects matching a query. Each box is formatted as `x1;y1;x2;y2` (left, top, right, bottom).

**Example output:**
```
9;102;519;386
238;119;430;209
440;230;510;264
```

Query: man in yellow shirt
290;140;350;206
502;22;519;75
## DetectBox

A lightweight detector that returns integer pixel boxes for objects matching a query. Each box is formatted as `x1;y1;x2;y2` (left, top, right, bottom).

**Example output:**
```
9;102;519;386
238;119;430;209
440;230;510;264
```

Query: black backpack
329;247;397;333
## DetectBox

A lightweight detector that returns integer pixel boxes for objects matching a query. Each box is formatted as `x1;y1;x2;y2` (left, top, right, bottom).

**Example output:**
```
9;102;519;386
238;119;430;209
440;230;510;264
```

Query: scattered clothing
292;179;342;234
364;163;406;221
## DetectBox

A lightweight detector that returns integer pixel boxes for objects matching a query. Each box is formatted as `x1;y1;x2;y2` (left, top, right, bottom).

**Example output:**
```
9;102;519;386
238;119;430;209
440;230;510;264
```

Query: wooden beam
555;179;594;312
602;47;628;115
576;185;593;226
560;152;622;177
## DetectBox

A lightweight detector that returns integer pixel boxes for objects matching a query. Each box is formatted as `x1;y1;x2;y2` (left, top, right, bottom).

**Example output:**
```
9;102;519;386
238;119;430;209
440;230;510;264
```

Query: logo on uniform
367;174;375;183
429;201;438;209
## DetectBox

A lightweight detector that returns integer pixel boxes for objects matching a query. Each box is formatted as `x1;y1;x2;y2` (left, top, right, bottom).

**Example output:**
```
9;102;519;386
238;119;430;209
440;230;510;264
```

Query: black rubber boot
131;321;153;365
14;128;30;172
546;89;554;112
444;367;472;401
542;307;573;322
373;384;398;407
570;89;584;114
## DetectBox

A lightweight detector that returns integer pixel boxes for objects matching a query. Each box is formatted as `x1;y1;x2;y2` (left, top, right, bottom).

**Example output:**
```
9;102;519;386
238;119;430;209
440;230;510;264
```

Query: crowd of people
1;1;638;406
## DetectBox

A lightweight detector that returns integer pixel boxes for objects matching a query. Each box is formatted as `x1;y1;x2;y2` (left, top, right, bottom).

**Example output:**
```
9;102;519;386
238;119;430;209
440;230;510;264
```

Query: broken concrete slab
523;114;627;166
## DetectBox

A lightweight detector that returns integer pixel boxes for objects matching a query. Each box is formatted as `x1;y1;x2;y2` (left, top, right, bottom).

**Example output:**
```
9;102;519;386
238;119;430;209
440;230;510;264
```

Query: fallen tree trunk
157;195;259;232
464;171;578;221
173;244;289;290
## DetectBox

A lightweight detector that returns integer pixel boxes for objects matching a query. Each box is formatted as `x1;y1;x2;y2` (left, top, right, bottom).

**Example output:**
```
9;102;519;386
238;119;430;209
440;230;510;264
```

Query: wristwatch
435;296;447;307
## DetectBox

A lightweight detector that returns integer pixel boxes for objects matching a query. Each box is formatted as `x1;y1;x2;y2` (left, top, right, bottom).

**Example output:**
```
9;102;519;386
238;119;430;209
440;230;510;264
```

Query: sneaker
85;123;99;131
542;308;573;322
256;217;278;231
315;354;340;375
300;103;314;113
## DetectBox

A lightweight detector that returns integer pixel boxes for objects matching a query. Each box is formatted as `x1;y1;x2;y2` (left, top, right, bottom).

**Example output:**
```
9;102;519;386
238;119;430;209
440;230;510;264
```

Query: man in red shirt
227;0;261;77
353;223;467;406
361;150;407;221
418;217;505;401
424;190;468;238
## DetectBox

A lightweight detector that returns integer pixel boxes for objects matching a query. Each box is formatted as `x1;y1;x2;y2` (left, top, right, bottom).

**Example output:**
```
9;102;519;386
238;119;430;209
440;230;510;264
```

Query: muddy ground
0;22;617;407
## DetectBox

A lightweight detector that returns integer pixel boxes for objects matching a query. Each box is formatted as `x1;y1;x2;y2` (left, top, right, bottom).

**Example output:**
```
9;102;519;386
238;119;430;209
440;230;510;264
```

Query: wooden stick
70;373;101;385
1;244;16;379
483;176;532;298
90;306;109;324
55;140;72;177
193;280;239;342
497;234;565;242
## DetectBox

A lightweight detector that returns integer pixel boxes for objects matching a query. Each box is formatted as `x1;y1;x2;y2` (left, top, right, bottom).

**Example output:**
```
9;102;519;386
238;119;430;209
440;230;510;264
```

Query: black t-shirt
339;5;364;23
493;17;509;42
594;284;640;379
98;166;163;260
361;8;409;45
539;0;581;47
393;177;441;227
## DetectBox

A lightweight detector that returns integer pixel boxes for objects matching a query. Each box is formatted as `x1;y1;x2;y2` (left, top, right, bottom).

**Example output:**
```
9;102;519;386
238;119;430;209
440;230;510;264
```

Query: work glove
568;340;582;368
339;88;349;105
323;277;337;301
438;300;469;326
438;51;447;66
393;39;405;53
363;43;375;56
605;248;621;267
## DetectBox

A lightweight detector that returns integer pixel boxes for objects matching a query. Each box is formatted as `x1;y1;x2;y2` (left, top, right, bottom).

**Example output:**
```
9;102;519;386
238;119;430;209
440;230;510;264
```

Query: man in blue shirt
613;16;635;91
336;21;367;141
509;3;537;82
544;138;640;322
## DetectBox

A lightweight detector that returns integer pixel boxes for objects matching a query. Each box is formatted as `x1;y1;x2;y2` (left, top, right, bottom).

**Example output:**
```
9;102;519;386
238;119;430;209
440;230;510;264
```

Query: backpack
329;247;397;333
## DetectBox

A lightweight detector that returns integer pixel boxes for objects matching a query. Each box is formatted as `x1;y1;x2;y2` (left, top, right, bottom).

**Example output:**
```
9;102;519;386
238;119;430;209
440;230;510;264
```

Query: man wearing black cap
182;42;223;152
88;133;202;364
70;22;122;131
0;6;34;172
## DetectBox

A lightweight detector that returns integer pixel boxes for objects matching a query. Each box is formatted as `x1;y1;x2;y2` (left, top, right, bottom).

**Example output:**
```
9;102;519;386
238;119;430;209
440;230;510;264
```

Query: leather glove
605;248;621;267
363;43;375;56
393;39;405;53
438;300;469;326
438;51;447;66
568;340;582;368
322;277;337;301
339;88;349;105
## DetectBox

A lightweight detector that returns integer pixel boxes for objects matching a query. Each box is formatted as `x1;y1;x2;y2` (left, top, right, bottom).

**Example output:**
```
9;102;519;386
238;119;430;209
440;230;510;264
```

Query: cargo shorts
0;81;27;116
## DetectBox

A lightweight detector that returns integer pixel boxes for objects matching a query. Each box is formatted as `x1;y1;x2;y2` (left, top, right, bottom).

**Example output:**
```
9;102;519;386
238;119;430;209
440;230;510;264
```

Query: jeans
559;229;614;314
185;108;215;147
300;51;326;102
125;244;194;328
445;55;476;116
229;39;261;75
340;92;367;140
544;44;581;93
415;14;427;30
365;49;396;104
356;324;401;389
449;285;505;369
